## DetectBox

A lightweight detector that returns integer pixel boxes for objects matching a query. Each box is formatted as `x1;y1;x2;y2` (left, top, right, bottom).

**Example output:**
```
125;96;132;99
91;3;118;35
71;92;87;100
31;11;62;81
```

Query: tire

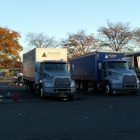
104;82;113;95
76;81;79;89
80;82;83;90
130;91;137;95
29;82;33;92
68;95;74;100
40;86;45;99
83;82;88;91
80;81;88;91
26;81;32;92
93;82;97;92
25;81;28;91
27;82;30;91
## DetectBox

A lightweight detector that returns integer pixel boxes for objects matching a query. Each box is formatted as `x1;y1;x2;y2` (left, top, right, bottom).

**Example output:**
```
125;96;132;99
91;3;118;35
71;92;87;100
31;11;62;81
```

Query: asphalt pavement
1;80;140;140
0;80;88;103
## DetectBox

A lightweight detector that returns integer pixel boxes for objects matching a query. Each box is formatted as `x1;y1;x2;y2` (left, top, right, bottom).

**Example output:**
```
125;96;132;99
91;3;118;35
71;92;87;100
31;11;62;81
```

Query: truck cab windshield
44;63;68;71
107;61;128;69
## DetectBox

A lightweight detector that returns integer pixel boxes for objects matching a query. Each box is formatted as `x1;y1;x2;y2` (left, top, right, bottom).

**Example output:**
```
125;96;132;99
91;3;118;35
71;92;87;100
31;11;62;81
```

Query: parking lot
0;79;140;140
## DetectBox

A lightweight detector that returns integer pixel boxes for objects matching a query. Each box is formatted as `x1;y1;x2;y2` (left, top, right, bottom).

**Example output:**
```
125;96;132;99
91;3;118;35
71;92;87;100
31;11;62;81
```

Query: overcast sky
1;0;140;54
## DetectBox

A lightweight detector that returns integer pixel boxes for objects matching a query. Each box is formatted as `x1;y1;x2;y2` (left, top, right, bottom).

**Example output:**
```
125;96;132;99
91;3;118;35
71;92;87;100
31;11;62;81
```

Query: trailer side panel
71;53;97;82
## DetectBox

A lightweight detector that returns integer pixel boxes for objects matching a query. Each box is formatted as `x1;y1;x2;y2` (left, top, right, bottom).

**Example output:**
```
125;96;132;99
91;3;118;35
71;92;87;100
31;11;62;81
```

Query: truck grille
123;74;137;84
55;78;70;87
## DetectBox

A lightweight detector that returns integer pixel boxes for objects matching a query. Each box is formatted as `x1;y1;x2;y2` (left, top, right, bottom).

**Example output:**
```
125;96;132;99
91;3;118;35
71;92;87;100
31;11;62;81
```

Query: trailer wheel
76;81;79;89
80;82;83;90
79;82;88;91
25;81;32;92
83;82;88;91
104;82;113;95
93;82;97;92
25;81;28;91
27;82;30;91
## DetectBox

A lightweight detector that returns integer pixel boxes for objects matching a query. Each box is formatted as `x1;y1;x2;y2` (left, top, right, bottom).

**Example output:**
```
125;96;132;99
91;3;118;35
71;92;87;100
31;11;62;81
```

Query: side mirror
35;63;38;72
129;63;134;69
98;63;102;70
35;62;42;72
71;64;74;72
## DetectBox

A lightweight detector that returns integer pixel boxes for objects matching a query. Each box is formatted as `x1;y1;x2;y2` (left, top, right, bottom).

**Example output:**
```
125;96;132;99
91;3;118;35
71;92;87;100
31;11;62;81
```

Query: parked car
13;72;23;83
0;72;6;76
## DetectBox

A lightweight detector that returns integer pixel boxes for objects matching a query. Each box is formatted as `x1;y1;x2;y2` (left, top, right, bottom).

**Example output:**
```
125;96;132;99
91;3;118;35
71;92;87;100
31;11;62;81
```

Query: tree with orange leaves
61;30;99;57
0;27;23;68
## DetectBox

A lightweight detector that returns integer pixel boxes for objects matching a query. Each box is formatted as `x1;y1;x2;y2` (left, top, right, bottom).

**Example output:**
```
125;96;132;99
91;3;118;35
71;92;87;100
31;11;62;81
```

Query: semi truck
125;51;140;79
23;48;76;99
70;51;139;94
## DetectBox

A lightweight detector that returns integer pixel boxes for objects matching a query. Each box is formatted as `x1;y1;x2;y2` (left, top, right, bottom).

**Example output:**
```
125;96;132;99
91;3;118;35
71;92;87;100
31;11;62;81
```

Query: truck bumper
111;83;139;93
42;87;76;97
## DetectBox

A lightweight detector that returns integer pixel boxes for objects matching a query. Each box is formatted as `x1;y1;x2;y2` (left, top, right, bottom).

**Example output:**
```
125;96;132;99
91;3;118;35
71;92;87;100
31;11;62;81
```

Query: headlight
111;79;121;83
137;78;139;83
71;80;76;87
44;82;52;87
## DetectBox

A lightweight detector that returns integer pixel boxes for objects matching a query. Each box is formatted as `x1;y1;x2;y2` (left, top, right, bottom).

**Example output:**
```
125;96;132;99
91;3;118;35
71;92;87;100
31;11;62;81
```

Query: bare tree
25;33;58;49
97;20;134;52
134;28;140;44
60;30;99;57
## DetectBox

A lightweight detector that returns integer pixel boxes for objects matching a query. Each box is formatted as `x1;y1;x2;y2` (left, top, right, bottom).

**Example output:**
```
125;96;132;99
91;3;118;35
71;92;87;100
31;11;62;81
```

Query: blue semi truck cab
70;51;139;94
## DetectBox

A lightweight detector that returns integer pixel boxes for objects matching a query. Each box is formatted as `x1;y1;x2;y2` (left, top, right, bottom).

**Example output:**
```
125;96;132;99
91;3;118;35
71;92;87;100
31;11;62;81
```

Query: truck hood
43;70;70;78
107;68;136;75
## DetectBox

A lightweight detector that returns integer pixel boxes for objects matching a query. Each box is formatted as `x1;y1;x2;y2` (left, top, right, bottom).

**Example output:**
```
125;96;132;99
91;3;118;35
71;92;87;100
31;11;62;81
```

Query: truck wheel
27;82;30;91
76;81;79;89
79;82;88;91
25;81;28;91
130;91;137;95
83;82;88;91
104;82;113;95
93;82;97;92
26;82;32;92
80;82;83;90
40;87;45;99
68;95;74;100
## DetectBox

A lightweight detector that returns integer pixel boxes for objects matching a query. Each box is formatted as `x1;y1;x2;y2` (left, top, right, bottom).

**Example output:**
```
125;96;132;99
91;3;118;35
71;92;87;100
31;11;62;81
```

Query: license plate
128;90;132;92
60;93;66;97
60;93;65;96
